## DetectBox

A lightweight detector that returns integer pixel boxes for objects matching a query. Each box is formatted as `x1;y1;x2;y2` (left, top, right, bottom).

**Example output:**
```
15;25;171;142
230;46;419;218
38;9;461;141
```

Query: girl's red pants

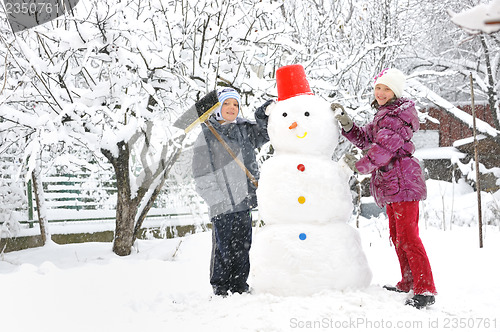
387;201;437;295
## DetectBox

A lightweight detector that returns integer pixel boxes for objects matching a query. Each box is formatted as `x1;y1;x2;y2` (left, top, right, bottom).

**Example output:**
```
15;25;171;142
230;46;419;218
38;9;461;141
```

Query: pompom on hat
373;68;406;98
214;87;241;121
276;64;314;101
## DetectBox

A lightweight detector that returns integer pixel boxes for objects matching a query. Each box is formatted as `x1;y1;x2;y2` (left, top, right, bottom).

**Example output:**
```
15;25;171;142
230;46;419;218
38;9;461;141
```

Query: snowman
250;64;372;296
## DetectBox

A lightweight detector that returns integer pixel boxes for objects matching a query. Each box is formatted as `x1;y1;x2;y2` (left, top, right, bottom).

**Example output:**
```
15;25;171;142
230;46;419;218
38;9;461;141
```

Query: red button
297;164;305;172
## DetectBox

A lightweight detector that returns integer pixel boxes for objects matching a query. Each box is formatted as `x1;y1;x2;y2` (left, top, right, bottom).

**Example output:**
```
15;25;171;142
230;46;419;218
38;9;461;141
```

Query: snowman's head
267;94;340;156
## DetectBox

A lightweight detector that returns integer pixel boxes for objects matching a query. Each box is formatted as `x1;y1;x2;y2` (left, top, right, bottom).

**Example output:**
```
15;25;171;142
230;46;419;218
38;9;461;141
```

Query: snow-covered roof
406;79;500;138
453;135;488;148
414;147;467;161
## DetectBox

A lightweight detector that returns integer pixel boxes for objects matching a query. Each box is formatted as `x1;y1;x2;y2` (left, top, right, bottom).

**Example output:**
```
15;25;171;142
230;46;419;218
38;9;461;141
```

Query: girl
192;87;272;296
333;68;437;309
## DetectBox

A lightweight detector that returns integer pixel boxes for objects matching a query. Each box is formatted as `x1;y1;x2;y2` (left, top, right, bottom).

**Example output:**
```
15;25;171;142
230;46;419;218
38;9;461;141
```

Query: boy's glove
331;103;353;132
256;99;275;119
262;99;277;116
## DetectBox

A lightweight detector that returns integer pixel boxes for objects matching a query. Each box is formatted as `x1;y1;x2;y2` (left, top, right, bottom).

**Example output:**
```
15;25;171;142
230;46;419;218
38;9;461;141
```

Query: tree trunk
132;138;184;242
102;131;185;255
114;192;138;256
132;179;165;243
102;141;139;256
31;159;50;245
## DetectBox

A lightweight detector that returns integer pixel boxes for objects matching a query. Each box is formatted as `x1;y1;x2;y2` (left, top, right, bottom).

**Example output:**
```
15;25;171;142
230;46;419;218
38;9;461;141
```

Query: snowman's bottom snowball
250;223;372;296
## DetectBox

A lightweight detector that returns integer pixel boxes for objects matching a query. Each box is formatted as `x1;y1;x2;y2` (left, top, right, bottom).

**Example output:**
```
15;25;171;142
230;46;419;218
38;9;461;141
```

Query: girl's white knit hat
373;68;406;98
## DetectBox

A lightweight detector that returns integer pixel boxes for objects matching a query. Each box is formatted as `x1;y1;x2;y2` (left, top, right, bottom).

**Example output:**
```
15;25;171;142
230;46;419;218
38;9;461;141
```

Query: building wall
419;104;500;190
420;104;494;147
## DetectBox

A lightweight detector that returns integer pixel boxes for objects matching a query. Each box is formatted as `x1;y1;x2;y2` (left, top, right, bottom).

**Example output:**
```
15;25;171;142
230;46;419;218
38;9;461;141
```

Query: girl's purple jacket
343;98;427;207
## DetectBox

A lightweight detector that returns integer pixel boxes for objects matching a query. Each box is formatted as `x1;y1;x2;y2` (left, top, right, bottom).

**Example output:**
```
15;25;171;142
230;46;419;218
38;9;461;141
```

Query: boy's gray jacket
192;101;270;218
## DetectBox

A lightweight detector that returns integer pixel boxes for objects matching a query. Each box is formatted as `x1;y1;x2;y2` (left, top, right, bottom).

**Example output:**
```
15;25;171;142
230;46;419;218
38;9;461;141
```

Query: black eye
282;112;288;117
304;112;310;117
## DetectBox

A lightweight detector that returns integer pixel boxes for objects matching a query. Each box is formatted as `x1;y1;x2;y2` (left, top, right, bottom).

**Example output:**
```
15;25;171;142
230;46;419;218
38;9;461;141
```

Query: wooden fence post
27;179;34;228
470;73;483;248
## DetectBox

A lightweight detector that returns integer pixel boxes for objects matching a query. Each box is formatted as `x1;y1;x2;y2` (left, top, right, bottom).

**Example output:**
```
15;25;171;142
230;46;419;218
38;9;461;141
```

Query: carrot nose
289;122;298;129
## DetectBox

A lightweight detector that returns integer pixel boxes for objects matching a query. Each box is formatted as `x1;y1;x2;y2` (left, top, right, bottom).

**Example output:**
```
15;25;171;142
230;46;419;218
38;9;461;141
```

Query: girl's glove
331;103;353;132
343;153;359;173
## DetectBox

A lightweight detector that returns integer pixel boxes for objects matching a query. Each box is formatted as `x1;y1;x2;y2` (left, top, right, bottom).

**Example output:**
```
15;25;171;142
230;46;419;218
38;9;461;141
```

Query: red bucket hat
276;64;313;101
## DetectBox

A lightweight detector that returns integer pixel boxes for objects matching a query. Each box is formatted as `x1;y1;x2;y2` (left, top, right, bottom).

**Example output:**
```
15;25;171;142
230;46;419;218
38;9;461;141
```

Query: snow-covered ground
1;181;500;331
1;215;499;331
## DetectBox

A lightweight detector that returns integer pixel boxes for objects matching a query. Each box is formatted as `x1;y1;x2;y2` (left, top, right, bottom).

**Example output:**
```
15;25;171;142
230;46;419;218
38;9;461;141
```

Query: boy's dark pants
210;210;252;295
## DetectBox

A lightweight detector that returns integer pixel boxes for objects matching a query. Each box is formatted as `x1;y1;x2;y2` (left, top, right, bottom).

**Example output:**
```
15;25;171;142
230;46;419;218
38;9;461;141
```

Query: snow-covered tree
399;0;500;133
0;0;292;256
1;1;192;255
448;0;500;131
0;147;25;242
3;0;497;256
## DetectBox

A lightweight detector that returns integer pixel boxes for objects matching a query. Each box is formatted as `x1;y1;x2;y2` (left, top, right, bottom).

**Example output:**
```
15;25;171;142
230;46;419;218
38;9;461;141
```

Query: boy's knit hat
373;68;406;98
214;87;241;121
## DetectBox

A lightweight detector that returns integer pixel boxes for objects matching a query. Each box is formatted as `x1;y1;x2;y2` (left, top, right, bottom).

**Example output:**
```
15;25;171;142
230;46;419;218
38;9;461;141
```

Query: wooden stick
205;121;259;188
470;73;483;248
484;19;500;25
